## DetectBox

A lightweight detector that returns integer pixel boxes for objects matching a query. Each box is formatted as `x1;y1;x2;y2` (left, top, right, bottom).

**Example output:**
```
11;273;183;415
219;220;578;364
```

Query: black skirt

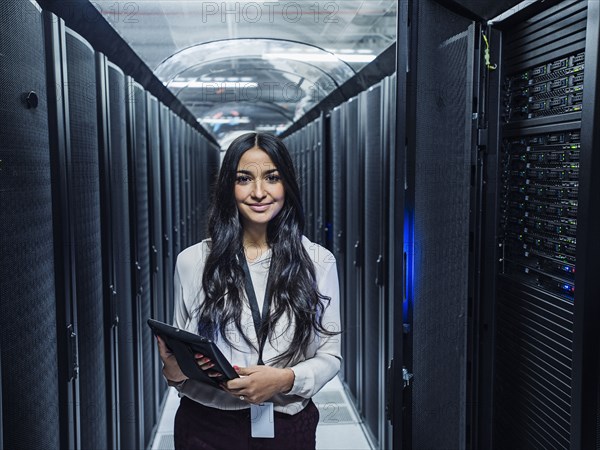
174;396;320;450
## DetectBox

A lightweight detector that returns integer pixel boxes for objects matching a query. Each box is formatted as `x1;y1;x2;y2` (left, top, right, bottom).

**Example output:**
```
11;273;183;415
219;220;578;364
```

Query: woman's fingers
195;356;213;368
155;335;187;383
156;335;173;361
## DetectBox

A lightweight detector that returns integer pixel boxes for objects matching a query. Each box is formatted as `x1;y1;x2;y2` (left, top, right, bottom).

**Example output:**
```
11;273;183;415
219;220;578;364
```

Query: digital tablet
148;318;239;387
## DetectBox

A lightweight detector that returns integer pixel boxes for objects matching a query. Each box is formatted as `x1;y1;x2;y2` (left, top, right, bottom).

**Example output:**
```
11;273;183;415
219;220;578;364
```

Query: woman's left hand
223;365;295;404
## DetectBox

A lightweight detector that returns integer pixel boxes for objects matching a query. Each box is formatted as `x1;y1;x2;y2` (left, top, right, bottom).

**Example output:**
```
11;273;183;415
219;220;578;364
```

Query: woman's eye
266;174;281;183
236;175;251;184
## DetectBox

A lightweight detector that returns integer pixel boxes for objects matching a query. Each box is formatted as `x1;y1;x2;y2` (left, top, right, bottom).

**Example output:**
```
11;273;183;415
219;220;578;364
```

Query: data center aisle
151;376;373;450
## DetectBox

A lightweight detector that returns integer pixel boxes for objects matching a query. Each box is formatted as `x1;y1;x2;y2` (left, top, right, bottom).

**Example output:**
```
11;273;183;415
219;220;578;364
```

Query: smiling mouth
248;203;272;212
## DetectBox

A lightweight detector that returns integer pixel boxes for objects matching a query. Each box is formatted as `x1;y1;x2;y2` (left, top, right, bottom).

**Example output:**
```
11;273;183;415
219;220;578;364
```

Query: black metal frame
465;22;486;450
434;0;523;22
572;1;600;447
44;11;81;450
475;24;503;450
125;77;145;450
146;94;162;432
96;51;120;450
343;95;364;414
159;104;174;329
389;5;410;449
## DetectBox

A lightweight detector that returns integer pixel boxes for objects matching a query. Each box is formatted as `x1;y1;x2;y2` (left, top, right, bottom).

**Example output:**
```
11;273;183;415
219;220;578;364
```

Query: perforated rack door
0;1;60;448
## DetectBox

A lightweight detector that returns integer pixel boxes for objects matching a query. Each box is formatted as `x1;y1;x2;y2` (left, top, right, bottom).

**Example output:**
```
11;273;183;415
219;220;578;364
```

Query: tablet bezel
148;318;239;386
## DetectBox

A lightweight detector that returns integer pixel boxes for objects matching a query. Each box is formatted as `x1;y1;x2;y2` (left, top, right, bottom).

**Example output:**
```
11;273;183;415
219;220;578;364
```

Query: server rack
408;0;600;448
159;105;175;327
96;52;119;450
1;3;220;448
126;79;151;449
64;27;108;449
405;3;477;448
170;115;182;271
0;2;62;449
286;74;400;449
147;94;163;431
45;14;83;450
327;106;347;381
362;82;386;445
342;96;364;413
105;60;137;450
480;0;599;448
382;73;398;449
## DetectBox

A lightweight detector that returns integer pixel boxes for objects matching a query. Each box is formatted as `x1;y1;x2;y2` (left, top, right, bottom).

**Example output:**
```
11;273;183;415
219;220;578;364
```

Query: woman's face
234;146;285;229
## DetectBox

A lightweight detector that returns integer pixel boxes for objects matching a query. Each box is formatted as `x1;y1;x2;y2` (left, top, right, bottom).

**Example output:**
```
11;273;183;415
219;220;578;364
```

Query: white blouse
171;236;342;415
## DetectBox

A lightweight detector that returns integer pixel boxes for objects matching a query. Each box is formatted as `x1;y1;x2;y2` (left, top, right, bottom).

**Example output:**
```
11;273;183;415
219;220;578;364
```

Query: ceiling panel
93;0;396;145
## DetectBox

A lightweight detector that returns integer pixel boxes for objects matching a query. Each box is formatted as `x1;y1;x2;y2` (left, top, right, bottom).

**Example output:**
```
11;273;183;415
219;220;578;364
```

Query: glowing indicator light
563;284;574;292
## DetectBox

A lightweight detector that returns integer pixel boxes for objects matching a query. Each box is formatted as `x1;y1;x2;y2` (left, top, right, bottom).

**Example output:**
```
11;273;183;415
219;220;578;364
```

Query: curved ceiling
93;0;397;146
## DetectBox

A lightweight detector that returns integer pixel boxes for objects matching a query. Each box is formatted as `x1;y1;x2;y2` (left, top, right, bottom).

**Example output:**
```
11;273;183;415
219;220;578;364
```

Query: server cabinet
479;0;599;448
404;2;477;448
0;2;61;449
159;105;175;328
146;95;163;427
190;133;198;244
181;125;190;249
328;106;347;380
170;115;182;267
316;116;327;245
381;74;398;449
104;61;137;450
44;13;82;450
196;136;201;242
96;53;121;450
126;79;151;448
403;0;600;448
343;97;364;411
63;27;109;450
362;83;387;447
308;121;316;241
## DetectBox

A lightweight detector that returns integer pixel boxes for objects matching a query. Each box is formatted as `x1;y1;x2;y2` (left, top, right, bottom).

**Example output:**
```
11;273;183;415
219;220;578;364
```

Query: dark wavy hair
196;132;336;365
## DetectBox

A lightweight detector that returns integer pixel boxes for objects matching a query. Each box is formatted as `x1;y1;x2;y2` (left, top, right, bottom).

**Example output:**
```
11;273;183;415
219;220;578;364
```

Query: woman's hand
223;365;295;404
156;335;187;383
156;335;223;381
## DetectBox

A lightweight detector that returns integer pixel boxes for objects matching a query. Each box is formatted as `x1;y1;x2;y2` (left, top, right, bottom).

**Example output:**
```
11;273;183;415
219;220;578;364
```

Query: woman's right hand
156;335;187;383
156;335;223;382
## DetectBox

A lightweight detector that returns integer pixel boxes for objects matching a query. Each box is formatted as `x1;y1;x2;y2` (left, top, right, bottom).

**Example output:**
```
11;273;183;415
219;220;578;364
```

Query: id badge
250;402;274;438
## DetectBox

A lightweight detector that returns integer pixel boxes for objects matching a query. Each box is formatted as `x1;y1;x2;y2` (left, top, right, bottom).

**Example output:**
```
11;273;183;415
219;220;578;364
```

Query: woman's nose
252;180;266;198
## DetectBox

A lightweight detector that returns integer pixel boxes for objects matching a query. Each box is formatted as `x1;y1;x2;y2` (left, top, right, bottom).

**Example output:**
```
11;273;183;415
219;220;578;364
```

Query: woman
157;132;342;449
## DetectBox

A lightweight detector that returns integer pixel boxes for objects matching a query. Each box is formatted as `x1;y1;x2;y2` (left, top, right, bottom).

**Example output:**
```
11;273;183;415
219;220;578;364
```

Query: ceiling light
263;53;338;62
168;81;258;89
337;54;376;63
263;53;376;64
201;117;251;124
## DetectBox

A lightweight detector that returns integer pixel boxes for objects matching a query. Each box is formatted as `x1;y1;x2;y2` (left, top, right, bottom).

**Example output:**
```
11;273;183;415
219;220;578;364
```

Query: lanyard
240;250;273;365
